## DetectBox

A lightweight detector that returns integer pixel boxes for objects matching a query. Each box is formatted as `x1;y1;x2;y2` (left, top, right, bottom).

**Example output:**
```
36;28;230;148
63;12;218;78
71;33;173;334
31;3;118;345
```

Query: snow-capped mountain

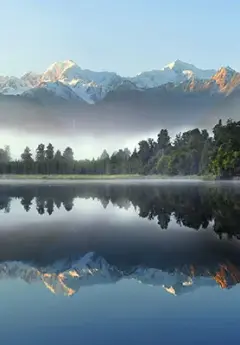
0;252;239;297
24;81;84;101
0;59;226;103
0;72;41;95
21;72;41;88
167;66;239;95
0;76;33;95
38;60;123;103
130;59;216;89
166;59;216;79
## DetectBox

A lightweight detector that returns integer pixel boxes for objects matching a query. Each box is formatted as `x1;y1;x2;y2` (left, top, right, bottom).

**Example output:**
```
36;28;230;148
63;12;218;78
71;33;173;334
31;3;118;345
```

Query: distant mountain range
1;252;240;297
1;59;239;104
1;59;240;135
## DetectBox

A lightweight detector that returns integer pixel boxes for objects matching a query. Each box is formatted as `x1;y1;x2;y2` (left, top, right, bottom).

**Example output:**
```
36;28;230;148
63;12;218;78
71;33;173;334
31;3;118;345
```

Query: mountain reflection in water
0;181;240;298
4;251;240;298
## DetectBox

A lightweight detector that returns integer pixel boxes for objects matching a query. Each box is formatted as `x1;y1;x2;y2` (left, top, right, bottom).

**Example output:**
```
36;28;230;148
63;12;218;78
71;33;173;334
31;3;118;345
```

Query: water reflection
2;248;240;298
0;182;240;238
1;182;240;345
0;183;239;294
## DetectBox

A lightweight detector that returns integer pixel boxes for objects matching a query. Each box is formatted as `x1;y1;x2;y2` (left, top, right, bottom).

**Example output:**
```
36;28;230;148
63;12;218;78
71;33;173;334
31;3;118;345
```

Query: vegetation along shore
0;119;239;180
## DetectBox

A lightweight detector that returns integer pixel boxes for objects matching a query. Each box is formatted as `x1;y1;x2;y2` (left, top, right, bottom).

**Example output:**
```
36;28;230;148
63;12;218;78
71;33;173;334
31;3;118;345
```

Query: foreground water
0;180;240;344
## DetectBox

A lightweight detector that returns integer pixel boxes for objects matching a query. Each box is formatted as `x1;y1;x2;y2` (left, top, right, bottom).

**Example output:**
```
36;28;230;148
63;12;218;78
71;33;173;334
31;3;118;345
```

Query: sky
1;0;240;77
0;0;240;159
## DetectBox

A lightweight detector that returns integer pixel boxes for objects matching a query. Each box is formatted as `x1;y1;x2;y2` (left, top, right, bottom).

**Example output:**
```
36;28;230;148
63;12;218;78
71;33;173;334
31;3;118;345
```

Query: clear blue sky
1;0;240;76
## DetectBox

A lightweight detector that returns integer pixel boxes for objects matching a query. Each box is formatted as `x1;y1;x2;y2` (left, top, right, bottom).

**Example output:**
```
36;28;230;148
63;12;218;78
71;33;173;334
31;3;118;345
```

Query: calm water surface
0;180;240;345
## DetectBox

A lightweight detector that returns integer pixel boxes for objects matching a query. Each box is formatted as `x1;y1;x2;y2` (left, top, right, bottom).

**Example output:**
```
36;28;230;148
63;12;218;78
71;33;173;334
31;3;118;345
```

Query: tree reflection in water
0;182;239;238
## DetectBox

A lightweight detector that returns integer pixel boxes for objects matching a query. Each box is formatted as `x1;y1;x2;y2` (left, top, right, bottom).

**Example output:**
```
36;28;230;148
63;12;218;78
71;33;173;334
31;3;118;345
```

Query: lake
0;180;240;345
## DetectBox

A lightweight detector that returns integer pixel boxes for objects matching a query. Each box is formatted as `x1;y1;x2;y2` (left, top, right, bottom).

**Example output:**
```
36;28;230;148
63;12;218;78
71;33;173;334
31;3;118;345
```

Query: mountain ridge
1;59;239;135
1;59;238;104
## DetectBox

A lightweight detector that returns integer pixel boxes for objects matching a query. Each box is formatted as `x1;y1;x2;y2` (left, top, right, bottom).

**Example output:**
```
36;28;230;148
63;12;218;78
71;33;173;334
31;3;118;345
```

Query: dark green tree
157;129;170;154
63;147;74;173
35;144;45;174
54;150;63;174
45;143;54;174
21;147;34;174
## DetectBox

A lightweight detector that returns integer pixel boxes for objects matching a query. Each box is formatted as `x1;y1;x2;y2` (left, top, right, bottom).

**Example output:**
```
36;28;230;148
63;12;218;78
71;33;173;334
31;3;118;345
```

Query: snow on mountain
42;59;122;87
131;59;216;89
24;80;83;101
0;59;233;103
0;76;31;95
67;79;109;104
0;71;40;96
167;66;239;95
165;59;216;80
131;69;177;89
41;60;76;81
0;60;123;102
41;60;123;103
21;71;41;87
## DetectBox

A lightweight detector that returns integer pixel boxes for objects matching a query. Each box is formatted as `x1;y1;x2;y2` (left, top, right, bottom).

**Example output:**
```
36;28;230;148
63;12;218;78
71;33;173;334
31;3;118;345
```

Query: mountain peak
211;66;237;91
42;60;81;82
48;59;78;69
164;59;194;70
212;66;236;80
162;60;216;80
225;65;235;72
217;66;236;74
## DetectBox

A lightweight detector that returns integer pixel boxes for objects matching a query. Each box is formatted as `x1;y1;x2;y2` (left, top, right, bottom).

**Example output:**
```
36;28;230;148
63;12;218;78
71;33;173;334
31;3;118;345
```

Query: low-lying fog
0;94;238;159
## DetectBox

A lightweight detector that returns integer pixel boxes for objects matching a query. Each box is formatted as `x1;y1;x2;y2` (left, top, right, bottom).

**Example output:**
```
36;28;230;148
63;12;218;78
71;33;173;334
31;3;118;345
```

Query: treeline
0;119;239;177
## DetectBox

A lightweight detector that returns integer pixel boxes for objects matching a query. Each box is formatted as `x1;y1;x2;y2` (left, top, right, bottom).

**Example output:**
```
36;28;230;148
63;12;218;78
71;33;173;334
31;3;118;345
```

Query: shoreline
0;174;221;182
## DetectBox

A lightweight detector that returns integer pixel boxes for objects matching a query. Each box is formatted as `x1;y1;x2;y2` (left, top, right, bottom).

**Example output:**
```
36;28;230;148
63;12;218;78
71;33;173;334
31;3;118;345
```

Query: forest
0;119;239;178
